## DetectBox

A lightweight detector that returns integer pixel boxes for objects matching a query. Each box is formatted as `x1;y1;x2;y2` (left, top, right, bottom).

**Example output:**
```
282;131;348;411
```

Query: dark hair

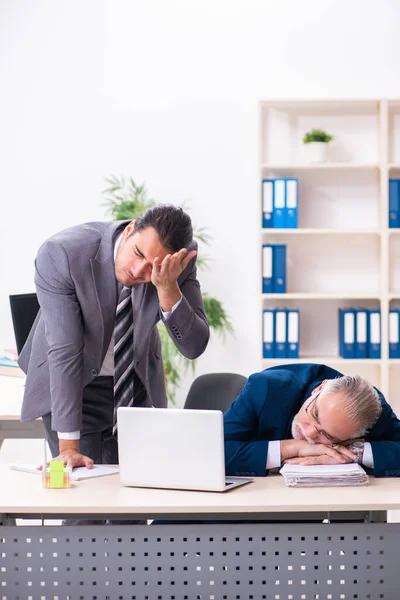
133;204;193;252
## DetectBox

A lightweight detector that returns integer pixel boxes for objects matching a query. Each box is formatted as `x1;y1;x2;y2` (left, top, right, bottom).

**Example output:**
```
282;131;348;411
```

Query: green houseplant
103;175;233;403
303;128;334;163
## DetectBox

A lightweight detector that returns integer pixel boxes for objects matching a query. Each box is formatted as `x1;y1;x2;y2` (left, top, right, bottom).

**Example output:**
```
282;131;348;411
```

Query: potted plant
103;175;233;404
302;128;334;163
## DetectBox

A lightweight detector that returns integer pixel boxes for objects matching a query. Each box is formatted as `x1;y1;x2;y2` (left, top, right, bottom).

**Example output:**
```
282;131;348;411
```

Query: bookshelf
259;99;400;408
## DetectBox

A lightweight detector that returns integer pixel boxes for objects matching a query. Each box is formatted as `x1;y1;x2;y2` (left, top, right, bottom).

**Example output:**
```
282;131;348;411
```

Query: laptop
117;407;254;492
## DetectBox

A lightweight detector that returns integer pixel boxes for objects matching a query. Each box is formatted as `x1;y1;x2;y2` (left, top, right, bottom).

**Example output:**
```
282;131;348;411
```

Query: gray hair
319;375;382;437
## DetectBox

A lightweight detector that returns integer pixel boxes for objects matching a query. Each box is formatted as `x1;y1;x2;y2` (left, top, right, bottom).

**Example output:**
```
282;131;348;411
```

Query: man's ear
124;220;136;238
311;379;328;395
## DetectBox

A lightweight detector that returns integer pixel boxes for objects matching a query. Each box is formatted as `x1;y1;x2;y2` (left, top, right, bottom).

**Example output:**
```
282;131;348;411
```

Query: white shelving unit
259;99;400;408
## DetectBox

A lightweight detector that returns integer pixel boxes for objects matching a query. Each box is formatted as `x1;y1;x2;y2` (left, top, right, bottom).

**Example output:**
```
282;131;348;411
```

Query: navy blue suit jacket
224;363;400;478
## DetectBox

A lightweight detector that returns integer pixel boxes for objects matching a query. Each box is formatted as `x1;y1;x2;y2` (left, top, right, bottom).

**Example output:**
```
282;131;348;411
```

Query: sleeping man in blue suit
224;363;400;478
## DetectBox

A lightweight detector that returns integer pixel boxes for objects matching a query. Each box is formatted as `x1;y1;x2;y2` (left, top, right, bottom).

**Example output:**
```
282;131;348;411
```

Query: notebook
117;406;254;492
10;464;119;480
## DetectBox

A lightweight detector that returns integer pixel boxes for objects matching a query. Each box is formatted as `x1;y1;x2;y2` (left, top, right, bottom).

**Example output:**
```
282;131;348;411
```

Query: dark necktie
113;285;134;432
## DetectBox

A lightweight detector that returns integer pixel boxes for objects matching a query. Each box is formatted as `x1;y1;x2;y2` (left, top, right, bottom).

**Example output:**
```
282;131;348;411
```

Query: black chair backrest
9;293;40;354
184;372;247;413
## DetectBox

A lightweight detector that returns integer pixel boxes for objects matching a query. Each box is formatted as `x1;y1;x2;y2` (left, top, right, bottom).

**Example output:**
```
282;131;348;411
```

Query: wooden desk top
0;375;25;420
2;465;400;516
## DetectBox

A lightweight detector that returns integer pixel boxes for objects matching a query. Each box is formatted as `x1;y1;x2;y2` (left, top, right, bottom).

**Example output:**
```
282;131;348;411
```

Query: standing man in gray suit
19;204;210;468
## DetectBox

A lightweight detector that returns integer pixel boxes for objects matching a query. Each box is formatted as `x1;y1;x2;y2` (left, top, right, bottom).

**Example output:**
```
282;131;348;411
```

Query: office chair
184;372;247;413
9;293;40;355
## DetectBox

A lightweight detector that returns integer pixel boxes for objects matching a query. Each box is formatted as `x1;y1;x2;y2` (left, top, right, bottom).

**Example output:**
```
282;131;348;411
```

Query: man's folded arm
224;439;270;477
224;375;275;476
369;441;400;476
366;398;400;476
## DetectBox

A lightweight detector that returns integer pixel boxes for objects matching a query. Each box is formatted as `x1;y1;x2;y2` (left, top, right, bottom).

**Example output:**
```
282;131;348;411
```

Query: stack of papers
280;462;369;487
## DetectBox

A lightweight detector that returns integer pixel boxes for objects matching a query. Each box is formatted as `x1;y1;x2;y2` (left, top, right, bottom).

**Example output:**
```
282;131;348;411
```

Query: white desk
0;375;44;450
1;466;400;598
1;465;400;518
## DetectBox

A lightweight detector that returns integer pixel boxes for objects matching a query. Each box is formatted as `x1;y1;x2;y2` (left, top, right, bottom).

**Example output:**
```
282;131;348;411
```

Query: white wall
1;0;400;405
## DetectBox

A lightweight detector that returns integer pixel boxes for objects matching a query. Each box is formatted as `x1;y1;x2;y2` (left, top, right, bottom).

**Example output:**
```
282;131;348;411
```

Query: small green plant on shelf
303;128;334;144
102;175;233;404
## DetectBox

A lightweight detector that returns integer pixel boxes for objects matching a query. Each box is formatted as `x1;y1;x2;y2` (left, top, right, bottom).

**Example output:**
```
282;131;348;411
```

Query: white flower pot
305;141;328;163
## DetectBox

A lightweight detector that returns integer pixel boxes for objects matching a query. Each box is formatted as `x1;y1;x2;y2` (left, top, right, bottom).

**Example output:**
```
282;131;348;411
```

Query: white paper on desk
280;463;369;487
281;463;364;476
10;464;119;480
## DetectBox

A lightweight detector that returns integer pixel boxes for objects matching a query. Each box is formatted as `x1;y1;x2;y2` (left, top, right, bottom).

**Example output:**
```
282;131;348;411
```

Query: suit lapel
90;221;129;363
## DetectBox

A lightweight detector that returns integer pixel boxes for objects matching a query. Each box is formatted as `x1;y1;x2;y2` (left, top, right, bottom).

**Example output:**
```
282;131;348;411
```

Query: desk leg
0;514;16;526
366;510;387;523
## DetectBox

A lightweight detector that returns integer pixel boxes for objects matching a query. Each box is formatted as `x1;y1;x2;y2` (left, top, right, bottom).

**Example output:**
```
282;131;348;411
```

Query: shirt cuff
266;440;281;470
58;431;80;440
160;296;182;320
362;441;374;469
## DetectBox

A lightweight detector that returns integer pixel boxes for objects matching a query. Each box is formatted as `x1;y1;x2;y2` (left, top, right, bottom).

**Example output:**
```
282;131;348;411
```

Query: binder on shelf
272;179;285;229
355;309;368;359
272;244;286;293
287;309;299;359
285;178;298;229
389;309;400;359
262;179;274;228
263;309;275;359
275;309;287;358
367;309;381;359
262;244;273;293
339;309;355;359
389;179;400;229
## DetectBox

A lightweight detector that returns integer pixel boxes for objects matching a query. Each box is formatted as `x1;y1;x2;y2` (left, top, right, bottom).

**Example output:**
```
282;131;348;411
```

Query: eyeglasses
304;391;348;445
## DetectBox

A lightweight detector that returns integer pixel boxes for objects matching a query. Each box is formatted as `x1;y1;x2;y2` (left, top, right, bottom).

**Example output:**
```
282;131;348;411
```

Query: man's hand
56;438;93;468
52;449;94;469
285;455;353;466
281;439;356;464
297;442;356;462
152;248;197;312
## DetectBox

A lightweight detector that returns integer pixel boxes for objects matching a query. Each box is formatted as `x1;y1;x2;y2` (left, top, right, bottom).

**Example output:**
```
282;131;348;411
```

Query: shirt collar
113;231;123;262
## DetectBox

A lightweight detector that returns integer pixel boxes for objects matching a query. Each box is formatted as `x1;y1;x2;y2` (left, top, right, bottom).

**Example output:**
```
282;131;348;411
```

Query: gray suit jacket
19;220;210;431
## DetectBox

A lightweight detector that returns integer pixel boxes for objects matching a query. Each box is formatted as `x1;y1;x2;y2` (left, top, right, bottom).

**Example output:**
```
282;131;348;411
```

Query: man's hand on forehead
152;248;197;289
